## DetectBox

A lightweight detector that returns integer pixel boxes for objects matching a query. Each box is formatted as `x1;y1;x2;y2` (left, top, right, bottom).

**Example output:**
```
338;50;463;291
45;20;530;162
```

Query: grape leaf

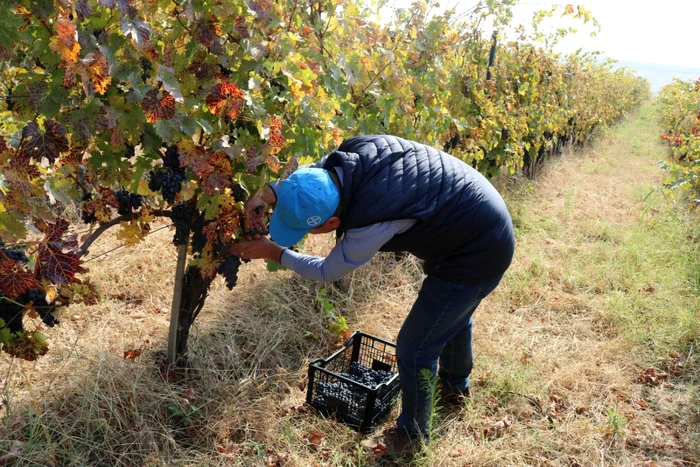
50;16;81;64
0;260;37;296
142;89;175;123
116;220;148;246
18;120;70;164
35;244;81;284
202;202;241;244
206;83;246;119
86;52;112;95
5;331;49;361
121;18;151;47
35;218;70;242
193;14;221;47
201;151;233;195
177;140;210;175
64;279;100;305
76;0;93;22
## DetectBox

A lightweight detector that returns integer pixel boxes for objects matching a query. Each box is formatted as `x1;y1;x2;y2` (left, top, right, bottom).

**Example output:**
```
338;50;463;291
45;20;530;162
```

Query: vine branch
77;209;172;258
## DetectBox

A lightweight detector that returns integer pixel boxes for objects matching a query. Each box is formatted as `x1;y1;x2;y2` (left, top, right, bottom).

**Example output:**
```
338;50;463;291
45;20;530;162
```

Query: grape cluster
23;288;58;327
81;192;96;224
218;256;241;290
340;362;394;388
0;292;24;334
232;183;247;203
1;246;29;263
313;362;396;419
125;143;135;159
140;57;152;82
190;217;210;254
149;147;186;204
171;202;195;246
163;146;180;171
115;190;143;216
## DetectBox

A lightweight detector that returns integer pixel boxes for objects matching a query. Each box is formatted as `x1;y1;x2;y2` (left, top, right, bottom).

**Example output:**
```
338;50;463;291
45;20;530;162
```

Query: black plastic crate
306;331;401;433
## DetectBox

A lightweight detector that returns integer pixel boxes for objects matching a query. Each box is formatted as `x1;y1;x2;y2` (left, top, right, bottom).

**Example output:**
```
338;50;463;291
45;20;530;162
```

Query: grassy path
443;102;699;466
1;103;698;466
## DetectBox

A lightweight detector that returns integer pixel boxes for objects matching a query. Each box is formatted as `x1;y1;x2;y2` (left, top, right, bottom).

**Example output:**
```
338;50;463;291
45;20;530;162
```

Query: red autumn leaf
187;60;216;81
86;52;112;95
177;141;211;176
268;115;286;152
202;207;241;244
35;244;80;284
5;332;49;361
35;218;70;242
206;83;245;119
142;89;175;123
280;155;299;179
193;14;221;47
124;349;142;360
0;260;37;297
18;120;69;164
201;151;233;195
51;16;81;63
233;16;250;38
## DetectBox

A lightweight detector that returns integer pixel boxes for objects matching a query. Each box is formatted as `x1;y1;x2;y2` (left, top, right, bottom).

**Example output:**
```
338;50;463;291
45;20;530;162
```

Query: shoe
438;383;471;407
361;426;419;459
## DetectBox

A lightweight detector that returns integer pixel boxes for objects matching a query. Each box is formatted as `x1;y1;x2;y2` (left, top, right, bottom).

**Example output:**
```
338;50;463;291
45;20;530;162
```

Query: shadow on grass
0;253;423;466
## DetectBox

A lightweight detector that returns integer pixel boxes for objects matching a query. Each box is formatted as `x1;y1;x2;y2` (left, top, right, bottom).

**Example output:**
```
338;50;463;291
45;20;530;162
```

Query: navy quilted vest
322;135;514;284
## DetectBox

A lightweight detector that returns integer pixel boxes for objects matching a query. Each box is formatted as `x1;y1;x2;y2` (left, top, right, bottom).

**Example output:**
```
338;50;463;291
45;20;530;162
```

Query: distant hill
611;61;700;93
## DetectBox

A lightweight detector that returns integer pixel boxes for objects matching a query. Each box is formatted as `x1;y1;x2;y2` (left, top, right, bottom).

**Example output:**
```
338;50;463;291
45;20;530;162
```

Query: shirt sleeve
279;219;417;282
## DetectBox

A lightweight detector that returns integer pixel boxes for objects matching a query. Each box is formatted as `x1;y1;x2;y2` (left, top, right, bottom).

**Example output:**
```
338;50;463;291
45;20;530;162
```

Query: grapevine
0;0;649;361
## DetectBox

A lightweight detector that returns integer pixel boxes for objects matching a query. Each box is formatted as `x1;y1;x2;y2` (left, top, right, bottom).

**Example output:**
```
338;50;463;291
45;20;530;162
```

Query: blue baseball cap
269;167;341;247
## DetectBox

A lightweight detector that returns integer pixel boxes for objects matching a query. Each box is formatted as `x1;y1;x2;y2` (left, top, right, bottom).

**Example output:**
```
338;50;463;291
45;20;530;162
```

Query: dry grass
1;103;699;466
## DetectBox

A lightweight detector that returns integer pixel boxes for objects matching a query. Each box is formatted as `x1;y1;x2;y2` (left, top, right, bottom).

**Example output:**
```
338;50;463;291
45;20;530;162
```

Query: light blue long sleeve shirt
269;157;416;282
279;219;416;282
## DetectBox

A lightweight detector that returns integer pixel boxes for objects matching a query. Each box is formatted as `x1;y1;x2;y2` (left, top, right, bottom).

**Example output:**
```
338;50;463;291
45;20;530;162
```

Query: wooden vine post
167;242;189;364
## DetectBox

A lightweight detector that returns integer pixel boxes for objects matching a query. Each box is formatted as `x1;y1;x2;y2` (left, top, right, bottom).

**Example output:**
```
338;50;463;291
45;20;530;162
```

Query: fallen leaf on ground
639;368;668;386
484;416;512;438
360;435;389;459
124;349;141;360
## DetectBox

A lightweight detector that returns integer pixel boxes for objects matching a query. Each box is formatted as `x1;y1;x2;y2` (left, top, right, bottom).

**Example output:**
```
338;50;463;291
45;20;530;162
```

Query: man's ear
309;216;340;234
324;216;340;230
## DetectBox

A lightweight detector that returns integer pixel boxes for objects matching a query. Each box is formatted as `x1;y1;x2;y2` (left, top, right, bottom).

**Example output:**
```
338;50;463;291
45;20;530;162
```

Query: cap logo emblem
307;216;322;226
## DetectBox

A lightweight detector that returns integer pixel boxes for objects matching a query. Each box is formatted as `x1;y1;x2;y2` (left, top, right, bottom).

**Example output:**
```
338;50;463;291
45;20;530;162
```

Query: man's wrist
268;243;285;263
262;186;277;205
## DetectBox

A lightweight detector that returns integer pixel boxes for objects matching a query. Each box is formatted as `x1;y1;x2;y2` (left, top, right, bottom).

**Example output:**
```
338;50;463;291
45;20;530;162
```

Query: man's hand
243;186;277;239
228;237;285;263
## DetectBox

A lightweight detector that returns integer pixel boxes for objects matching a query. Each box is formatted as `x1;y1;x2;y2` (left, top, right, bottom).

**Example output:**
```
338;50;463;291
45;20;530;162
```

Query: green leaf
141;124;164;151
266;259;287;272
180;116;199;137
239;173;263;194
196;119;214;134
0;212;28;240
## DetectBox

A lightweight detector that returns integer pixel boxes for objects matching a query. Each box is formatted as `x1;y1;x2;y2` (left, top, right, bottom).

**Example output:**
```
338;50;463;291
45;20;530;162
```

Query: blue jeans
396;274;503;438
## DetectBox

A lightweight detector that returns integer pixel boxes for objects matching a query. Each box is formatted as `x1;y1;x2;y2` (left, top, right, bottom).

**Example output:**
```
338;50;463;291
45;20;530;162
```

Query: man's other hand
228;237;285;263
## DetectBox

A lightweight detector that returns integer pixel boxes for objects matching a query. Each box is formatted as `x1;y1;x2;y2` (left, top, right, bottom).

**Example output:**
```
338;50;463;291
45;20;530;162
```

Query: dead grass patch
1;104;698;466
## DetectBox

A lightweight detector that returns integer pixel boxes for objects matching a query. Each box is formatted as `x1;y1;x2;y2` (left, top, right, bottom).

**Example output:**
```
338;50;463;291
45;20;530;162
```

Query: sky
382;0;700;72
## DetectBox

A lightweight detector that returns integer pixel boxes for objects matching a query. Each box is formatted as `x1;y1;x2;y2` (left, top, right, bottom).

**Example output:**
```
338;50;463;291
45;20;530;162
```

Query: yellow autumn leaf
116;221;146;246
